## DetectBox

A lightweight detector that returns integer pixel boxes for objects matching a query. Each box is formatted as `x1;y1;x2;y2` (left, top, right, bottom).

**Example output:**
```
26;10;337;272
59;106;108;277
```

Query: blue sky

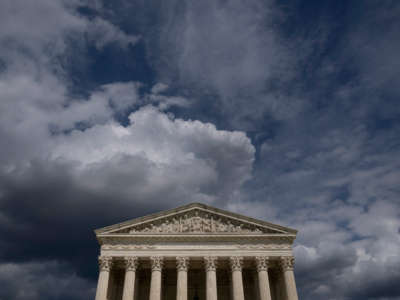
0;0;399;299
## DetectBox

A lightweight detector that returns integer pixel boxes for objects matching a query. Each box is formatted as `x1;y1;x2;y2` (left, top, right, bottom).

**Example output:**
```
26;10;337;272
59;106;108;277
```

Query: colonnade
95;256;298;300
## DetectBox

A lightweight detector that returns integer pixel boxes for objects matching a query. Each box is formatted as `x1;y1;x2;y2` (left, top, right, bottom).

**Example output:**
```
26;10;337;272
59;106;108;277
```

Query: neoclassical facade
94;203;299;300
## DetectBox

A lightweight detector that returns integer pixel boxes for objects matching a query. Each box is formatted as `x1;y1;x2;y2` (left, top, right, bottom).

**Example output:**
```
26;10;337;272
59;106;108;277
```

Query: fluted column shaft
122;257;138;300
230;256;245;300
95;256;112;300
281;257;299;300
176;257;189;300
255;256;272;300
204;257;218;300
150;256;164;300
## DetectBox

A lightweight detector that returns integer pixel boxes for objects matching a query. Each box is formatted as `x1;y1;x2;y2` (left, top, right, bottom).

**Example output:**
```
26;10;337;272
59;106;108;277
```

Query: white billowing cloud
0;0;143;170
0;75;142;167
0;69;250;207
51;105;255;205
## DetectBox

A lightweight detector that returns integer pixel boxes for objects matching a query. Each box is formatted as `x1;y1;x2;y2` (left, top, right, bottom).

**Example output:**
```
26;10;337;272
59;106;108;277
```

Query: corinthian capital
229;256;243;272
280;256;295;271
98;256;113;272
255;256;271;272
176;256;189;272
204;256;218;272
150;256;164;271
124;256;139;271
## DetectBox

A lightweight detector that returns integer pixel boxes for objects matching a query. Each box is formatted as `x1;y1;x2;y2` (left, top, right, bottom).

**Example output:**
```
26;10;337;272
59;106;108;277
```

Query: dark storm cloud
0;159;162;274
0;261;95;300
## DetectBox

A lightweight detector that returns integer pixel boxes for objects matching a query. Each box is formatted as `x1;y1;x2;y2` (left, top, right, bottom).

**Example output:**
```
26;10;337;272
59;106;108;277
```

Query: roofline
94;202;298;235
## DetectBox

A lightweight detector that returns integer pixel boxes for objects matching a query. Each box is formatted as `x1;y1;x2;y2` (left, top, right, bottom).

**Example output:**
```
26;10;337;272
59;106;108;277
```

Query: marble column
255;256;272;300
176;257;189;300
122;256;139;300
95;256;113;300
230;256;245;300
150;256;164;300
204;256;218;300
280;256;299;300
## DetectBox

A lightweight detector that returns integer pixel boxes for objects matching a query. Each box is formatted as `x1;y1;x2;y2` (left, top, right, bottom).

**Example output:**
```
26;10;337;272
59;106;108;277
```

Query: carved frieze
116;209;270;234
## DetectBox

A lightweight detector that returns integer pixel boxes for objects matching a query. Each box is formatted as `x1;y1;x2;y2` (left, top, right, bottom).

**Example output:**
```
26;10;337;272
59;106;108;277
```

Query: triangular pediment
95;203;297;236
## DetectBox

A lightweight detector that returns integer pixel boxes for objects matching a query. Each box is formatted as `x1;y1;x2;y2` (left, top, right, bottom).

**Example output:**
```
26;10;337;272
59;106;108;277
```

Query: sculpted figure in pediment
161;220;172;233
216;218;227;232
203;214;212;232
172;217;180;232
227;221;235;232
191;211;203;232
122;209;272;234
181;214;190;232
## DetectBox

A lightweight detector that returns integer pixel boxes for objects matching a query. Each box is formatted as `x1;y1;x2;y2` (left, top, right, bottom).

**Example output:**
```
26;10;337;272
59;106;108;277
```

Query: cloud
0;3;255;299
236;118;400;299
131;0;303;128
0;76;138;166
0;105;255;286
151;82;169;94
0;261;94;300
0;0;139;74
0;0;85;58
1;1;400;299
86;17;140;50
50;105;254;204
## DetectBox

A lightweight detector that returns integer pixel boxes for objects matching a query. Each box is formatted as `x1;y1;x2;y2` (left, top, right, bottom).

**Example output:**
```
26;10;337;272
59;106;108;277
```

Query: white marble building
94;203;299;300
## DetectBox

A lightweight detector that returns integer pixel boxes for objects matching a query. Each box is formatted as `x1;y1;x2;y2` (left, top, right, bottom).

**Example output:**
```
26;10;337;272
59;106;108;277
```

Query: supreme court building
94;203;299;300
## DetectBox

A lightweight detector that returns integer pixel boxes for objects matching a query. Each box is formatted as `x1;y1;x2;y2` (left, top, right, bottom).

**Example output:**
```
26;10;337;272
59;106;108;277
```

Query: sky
0;0;399;299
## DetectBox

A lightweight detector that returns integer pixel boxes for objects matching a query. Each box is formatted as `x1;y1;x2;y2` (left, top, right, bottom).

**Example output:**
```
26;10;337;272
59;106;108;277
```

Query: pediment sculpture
114;209;273;234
